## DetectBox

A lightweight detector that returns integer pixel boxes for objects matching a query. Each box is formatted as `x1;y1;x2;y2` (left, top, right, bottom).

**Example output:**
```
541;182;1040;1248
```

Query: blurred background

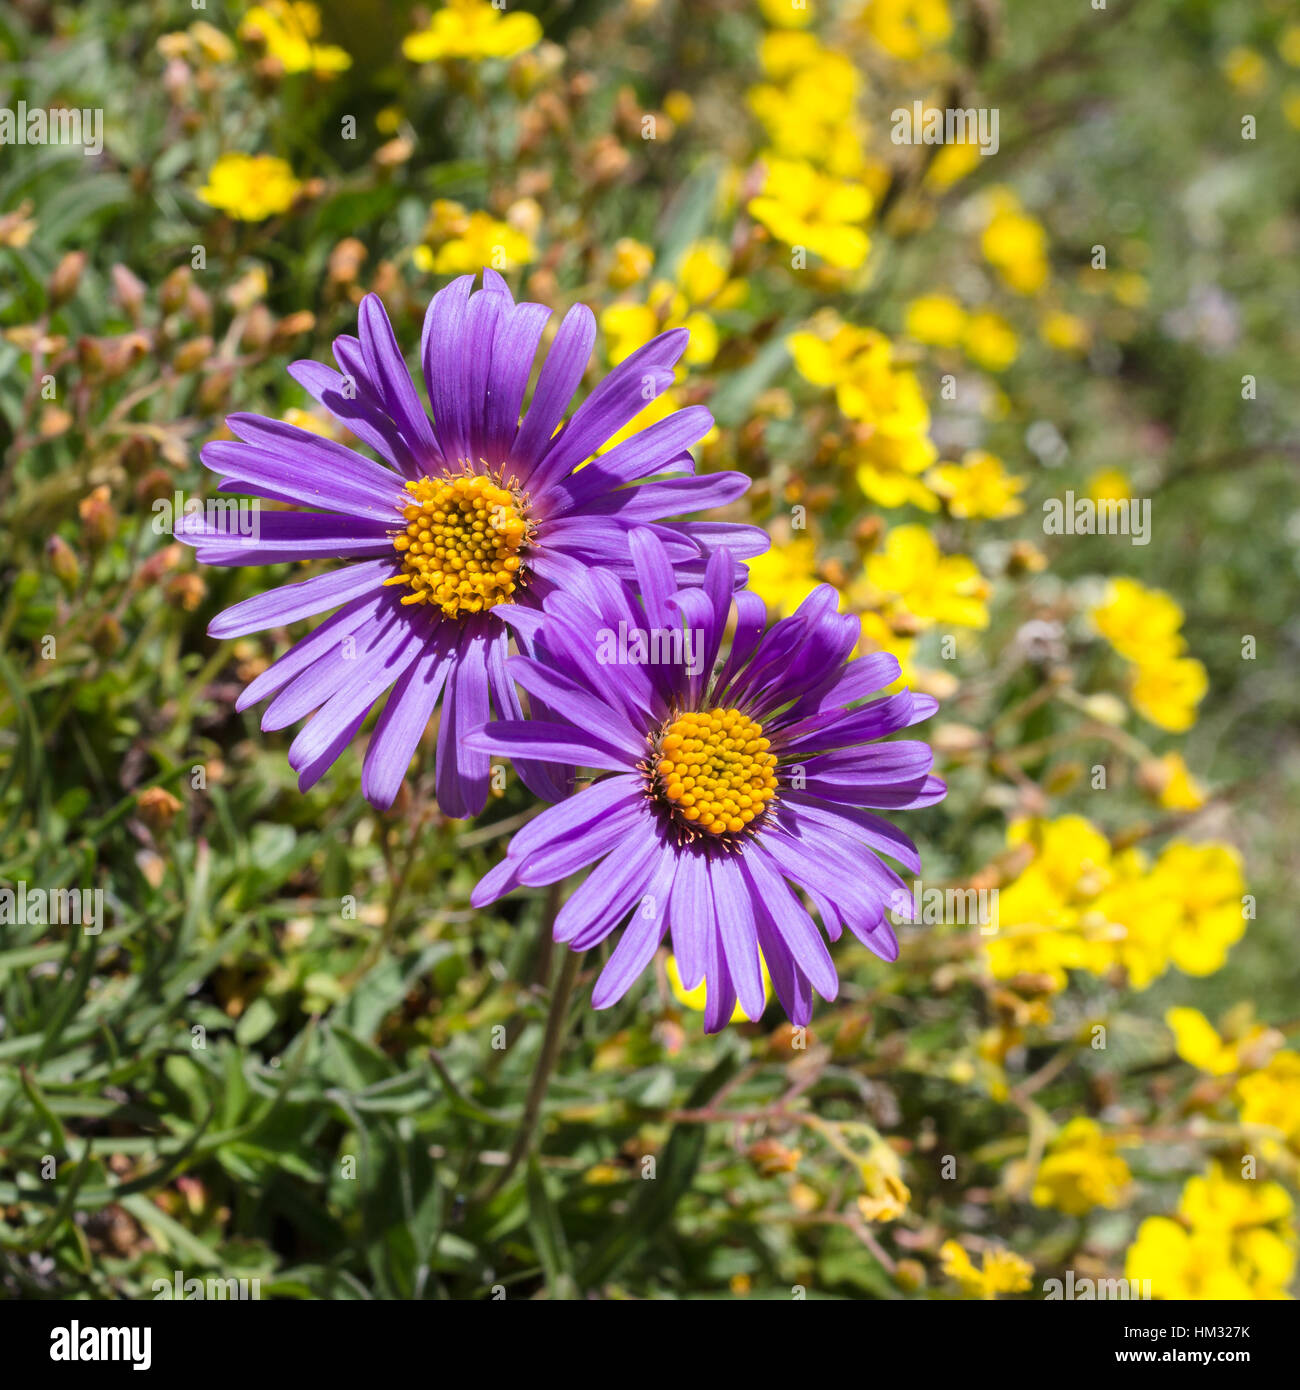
1;0;1298;1300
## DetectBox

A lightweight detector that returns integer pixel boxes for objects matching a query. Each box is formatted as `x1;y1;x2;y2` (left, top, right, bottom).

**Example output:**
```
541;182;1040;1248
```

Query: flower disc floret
650;707;778;838
387;472;528;617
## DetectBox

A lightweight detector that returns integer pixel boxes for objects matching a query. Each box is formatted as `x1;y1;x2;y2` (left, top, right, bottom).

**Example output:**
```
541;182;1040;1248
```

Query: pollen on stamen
646;707;779;841
385;471;529;619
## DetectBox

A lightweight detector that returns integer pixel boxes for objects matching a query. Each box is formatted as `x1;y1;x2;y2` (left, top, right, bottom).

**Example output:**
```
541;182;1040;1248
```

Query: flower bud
46;535;80;592
49;251;86;307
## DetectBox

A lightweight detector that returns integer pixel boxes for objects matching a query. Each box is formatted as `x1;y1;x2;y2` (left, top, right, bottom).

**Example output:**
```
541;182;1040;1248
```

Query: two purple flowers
183;270;945;1030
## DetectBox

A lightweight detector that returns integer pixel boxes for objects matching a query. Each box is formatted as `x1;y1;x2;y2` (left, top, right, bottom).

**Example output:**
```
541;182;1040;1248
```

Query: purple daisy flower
467;531;946;1030
182;270;766;815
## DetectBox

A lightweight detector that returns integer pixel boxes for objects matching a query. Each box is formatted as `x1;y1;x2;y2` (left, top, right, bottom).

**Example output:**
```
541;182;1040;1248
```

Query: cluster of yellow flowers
789;314;939;510
402;0;541;65
939;1240;1033;1299
986;815;1248;995
980;188;1050;296
1169;1008;1300;1162
191;0;548;222
411;200;536;276
904;291;1020;372
1032;1118;1134;1216
240;0;351;76
599;240;747;368
1092;577;1209;732
854;0;953;62
744;27;880;270
1126;1165;1296;1300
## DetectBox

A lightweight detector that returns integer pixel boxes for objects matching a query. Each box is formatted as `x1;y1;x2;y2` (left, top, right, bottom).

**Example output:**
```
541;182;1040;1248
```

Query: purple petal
511;302;596;477
208;558;395;639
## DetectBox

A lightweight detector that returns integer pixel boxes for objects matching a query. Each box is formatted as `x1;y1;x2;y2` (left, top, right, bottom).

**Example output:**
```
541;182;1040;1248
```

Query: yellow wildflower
1237;1051;1300;1156
1084;846;1181;989
980;190;1049;295
940;1240;1032;1299
1086;468;1132;503
1032;1118;1132;1216
1166;1007;1275;1078
1091;577;1185;664
855;611;915;689
748;158;872;270
403;0;542;63
986;815;1113;991
1110;270;1150;308
1148;840;1246;977
189;22;237;63
240;2;352;76
858;0;953;62
607;237;654;289
667;953;771;1023
926;449;1026;520
746;537;822;616
853;429;941;512
748;34;866;177
1284;87;1300;130
789;317;892;408
1146;751;1207;812
1281;24;1300;67
198;153;302;221
1127;1164;1296;1300
1040;309;1090;354
415;210;535;275
758;0;816;27
1130;651;1208;732
866;525;989;629
904;293;966;347
1222;46;1267;95
663;90;695;126
858;1144;911;1222
924;137;982;190
600;239;744;367
963;309;1019;371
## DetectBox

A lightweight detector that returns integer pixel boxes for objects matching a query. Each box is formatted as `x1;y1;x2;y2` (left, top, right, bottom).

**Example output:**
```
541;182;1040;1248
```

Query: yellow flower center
386;472;528;618
651;707;779;838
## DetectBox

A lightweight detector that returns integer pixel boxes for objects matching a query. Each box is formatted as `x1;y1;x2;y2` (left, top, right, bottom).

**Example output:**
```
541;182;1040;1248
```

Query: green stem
480;943;581;1202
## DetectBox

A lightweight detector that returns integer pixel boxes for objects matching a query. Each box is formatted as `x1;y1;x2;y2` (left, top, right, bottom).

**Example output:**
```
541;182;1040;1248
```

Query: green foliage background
0;0;1297;1300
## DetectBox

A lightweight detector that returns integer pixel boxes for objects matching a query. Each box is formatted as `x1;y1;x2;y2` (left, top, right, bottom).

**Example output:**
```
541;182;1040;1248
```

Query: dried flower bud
173;335;213;373
46;535;80;591
165;572;206;612
91;613;124;657
328;238;367;285
49;251;86;307
161;266;192;315
747;1139;801;1177
240;304;274;352
111;264;147;321
137;785;183;834
78;486;117;547
272;311;316;344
